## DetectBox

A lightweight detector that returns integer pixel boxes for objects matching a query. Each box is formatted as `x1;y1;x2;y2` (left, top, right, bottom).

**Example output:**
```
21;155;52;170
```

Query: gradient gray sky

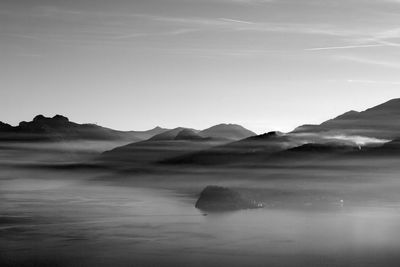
1;0;400;133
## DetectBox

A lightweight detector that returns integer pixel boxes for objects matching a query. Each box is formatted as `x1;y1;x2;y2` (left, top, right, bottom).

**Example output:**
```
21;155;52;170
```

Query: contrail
305;44;385;51
219;18;254;24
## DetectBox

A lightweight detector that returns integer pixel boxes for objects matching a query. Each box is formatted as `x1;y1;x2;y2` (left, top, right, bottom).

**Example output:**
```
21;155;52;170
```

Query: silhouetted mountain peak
175;129;205;141
332;110;359;120
19;114;72;129
247;131;284;141
31;114;69;123
32;115;46;122
0;121;13;131
205;123;246;130
0;114;148;142
200;124;256;140
262;131;283;137
53;114;69;122
150;127;189;141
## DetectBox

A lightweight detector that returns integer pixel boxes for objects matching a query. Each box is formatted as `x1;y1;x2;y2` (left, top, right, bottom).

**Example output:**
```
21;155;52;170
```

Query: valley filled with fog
2;135;400;266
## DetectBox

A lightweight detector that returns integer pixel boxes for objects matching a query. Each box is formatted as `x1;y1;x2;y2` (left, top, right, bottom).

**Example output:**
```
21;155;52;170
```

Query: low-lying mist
2;140;400;267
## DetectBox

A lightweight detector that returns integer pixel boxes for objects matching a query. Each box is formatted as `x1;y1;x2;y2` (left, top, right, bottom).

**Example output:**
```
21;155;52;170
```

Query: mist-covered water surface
2;169;400;267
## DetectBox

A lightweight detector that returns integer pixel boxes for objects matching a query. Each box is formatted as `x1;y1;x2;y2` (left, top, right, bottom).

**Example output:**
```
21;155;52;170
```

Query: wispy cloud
219;18;255;24
335;55;400;69
112;29;198;40
323;135;389;146
305;44;385;51
4;2;400;57
142;14;357;37
347;79;400;85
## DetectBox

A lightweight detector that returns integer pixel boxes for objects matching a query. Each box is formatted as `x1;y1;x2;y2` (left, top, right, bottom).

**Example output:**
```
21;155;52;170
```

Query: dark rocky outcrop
195;186;263;211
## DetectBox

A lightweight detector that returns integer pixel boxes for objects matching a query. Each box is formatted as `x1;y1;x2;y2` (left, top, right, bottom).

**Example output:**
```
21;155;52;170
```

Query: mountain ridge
0;115;168;142
292;98;400;140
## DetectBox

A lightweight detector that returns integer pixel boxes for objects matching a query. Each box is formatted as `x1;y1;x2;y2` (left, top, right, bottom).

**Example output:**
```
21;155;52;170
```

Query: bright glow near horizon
1;0;400;134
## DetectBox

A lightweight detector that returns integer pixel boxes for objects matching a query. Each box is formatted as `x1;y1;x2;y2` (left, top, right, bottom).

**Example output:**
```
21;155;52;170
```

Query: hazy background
1;0;400;133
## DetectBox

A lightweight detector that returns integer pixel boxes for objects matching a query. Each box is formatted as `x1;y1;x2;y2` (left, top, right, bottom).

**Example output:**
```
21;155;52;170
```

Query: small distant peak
177;128;196;135
52;114;69;122
386;98;400;103
251;131;283;140
209;123;240;128
32;114;69;122
268;131;283;136
0;121;12;129
263;131;283;137
334;110;359;120
18;121;28;127
175;129;204;140
344;110;359;115
33;114;46;122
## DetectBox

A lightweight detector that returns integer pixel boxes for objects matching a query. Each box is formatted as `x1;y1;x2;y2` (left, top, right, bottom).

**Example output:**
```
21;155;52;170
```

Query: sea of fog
2;165;400;267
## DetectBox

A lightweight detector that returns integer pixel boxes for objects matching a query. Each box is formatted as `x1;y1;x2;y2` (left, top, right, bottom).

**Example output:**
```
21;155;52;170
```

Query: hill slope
292;98;400;140
163;132;302;166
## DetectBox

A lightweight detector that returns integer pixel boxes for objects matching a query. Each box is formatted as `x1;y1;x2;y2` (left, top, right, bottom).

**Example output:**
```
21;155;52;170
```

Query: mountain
174;129;206;141
149;127;200;141
0;122;13;132
0;115;168;142
100;137;226;168
260;142;362;166
199;124;256;141
292;98;400;140
163;131;302;166
99;125;255;168
148;124;255;141
130;126;169;140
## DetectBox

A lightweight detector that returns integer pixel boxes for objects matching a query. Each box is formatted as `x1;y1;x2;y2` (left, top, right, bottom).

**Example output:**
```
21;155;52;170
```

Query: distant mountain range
0;115;167;142
100;125;255;167
149;124;256;141
0;115;255;143
160;99;400;167
3;98;400;169
162;131;300;166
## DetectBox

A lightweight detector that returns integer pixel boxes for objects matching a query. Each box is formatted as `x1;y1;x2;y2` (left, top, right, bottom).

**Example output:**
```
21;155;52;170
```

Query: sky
1;0;400;133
